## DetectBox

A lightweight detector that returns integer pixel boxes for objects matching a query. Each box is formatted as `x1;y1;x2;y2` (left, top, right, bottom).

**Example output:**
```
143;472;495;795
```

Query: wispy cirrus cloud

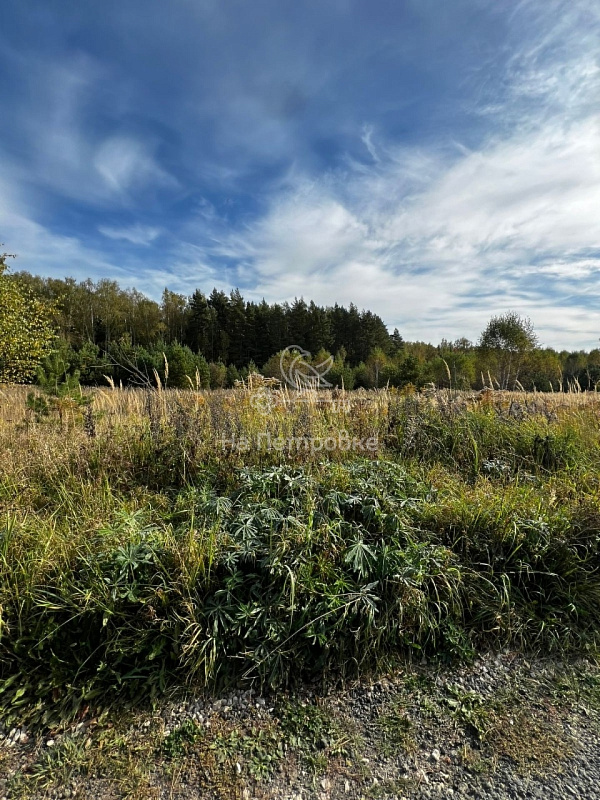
0;46;178;208
94;137;178;196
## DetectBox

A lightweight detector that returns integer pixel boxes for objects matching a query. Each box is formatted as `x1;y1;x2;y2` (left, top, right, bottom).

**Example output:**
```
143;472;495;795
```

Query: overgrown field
1;384;600;724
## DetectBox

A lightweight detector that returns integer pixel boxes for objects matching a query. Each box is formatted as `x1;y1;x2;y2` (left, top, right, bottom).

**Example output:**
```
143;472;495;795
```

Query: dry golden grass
2;382;599;426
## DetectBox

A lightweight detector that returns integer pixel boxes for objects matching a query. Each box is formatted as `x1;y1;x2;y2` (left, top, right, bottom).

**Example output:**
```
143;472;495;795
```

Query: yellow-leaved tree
0;251;56;383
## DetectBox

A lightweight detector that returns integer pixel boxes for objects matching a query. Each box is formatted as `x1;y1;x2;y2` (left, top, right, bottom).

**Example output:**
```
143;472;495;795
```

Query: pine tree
185;290;213;356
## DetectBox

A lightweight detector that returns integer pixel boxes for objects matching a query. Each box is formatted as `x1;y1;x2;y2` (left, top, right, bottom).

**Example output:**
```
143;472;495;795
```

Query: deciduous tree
0;253;56;383
479;312;538;389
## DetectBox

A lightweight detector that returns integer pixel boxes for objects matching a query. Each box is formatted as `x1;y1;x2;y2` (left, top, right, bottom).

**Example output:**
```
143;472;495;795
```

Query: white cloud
98;224;162;246
392;117;600;264
1;51;179;210
361;124;380;163
0;178;119;281
0;178;174;297
94;136;178;195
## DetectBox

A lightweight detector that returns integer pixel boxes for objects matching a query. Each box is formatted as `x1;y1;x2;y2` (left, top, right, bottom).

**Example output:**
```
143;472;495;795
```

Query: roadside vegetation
1;382;600;726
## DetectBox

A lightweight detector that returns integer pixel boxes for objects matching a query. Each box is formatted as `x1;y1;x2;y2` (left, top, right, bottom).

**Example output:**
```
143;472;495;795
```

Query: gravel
2;652;600;799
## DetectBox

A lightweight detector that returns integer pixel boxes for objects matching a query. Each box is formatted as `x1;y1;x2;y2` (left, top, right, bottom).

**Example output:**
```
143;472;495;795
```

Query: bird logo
280;346;333;389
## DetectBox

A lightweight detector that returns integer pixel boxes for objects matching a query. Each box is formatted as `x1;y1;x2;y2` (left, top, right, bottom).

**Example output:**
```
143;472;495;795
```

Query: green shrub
2;456;600;724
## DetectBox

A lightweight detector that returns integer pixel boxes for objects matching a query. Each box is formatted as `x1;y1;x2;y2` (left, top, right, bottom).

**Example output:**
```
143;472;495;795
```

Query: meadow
1;382;600;726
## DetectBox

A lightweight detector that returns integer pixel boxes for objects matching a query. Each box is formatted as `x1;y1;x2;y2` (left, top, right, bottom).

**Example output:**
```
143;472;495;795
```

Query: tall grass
1;385;600;723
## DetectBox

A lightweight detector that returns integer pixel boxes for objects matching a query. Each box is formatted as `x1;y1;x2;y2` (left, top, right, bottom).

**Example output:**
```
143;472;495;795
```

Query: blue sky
1;0;599;348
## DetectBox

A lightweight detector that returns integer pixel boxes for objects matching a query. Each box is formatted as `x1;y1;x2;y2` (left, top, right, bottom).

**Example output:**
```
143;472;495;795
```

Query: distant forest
12;271;600;391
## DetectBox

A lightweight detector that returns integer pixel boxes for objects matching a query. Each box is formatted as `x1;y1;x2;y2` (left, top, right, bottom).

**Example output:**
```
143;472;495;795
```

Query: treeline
12;271;600;391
